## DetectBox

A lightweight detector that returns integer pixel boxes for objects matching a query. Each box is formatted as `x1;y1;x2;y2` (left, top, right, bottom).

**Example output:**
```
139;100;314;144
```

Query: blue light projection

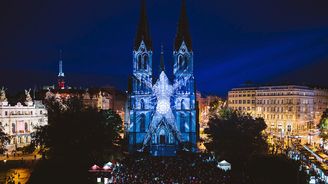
128;41;197;156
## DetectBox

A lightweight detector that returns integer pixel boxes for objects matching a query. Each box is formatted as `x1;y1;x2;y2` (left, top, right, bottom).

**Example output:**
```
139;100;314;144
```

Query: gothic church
127;0;197;156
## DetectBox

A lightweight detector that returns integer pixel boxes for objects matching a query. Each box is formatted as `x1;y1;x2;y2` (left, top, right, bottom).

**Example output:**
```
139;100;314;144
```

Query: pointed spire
134;0;152;50
174;0;192;51
160;44;165;71
58;49;64;77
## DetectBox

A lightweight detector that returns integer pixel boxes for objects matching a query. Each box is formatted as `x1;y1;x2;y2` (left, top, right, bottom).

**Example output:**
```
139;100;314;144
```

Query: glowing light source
157;99;170;114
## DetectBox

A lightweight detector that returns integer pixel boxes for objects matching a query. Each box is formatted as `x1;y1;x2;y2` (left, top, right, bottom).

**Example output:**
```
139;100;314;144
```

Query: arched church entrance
159;129;166;144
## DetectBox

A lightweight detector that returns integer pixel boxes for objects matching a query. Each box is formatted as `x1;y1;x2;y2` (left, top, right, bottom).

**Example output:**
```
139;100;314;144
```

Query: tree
208;98;226;119
205;108;268;163
246;155;308;184
29;97;123;184
0;126;10;154
318;109;328;144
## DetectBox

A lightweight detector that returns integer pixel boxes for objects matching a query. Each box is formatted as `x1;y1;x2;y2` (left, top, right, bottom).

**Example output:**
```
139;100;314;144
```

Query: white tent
217;160;231;171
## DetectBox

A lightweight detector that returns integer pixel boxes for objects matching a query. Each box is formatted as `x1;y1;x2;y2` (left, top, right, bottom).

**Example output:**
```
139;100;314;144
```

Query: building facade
127;0;197;156
196;92;224;150
314;88;328;124
0;88;48;152
44;88;126;122
228;85;328;134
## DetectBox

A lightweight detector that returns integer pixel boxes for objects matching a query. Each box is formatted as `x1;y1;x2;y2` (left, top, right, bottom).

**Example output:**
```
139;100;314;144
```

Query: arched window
12;123;16;134
181;99;186;110
137;55;142;70
182;55;188;70
178;55;183;68
180;114;185;132
143;55;148;69
140;114;146;132
140;79;144;92
140;99;145;110
25;122;28;132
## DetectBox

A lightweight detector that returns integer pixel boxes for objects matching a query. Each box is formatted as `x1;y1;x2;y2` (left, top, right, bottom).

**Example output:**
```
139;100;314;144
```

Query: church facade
127;0;198;156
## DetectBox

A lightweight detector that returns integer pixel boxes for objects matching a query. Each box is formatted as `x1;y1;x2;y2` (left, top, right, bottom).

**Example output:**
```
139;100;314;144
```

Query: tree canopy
0;126;10;154
318;109;328;142
29;97;123;184
205;108;268;163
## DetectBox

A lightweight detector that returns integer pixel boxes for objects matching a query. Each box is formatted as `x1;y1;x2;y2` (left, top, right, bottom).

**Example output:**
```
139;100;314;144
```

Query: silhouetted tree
246;155;308;184
0;126;10;154
318;109;328;144
205;108;268;163
29;97;123;184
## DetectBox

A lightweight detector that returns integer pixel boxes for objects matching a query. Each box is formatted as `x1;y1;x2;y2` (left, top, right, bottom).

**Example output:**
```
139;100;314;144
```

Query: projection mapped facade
128;0;197;156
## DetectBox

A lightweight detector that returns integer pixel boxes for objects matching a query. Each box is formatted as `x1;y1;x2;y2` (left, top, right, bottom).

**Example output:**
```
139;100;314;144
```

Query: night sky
1;0;328;96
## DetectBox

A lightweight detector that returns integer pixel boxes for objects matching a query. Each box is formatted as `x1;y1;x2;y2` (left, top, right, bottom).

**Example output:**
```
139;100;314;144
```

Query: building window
181;99;186;110
138;55;142;70
140;114;146;132
143;54;148;69
140;99;145;110
178;55;188;71
12;123;16;134
25;122;28;132
180;114;186;132
5;111;8;116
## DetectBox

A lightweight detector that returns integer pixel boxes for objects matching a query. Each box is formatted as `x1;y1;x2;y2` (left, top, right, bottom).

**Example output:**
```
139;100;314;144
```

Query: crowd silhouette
113;153;231;184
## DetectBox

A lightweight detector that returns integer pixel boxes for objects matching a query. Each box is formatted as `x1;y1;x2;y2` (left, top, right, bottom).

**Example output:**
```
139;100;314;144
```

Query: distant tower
57;49;65;89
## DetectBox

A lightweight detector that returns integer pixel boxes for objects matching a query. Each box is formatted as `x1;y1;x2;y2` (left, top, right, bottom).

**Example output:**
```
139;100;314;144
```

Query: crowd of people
112;153;231;184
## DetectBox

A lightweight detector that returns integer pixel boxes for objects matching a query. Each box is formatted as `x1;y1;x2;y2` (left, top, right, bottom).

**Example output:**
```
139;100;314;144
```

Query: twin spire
134;0;152;50
134;0;192;51
174;0;192;51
